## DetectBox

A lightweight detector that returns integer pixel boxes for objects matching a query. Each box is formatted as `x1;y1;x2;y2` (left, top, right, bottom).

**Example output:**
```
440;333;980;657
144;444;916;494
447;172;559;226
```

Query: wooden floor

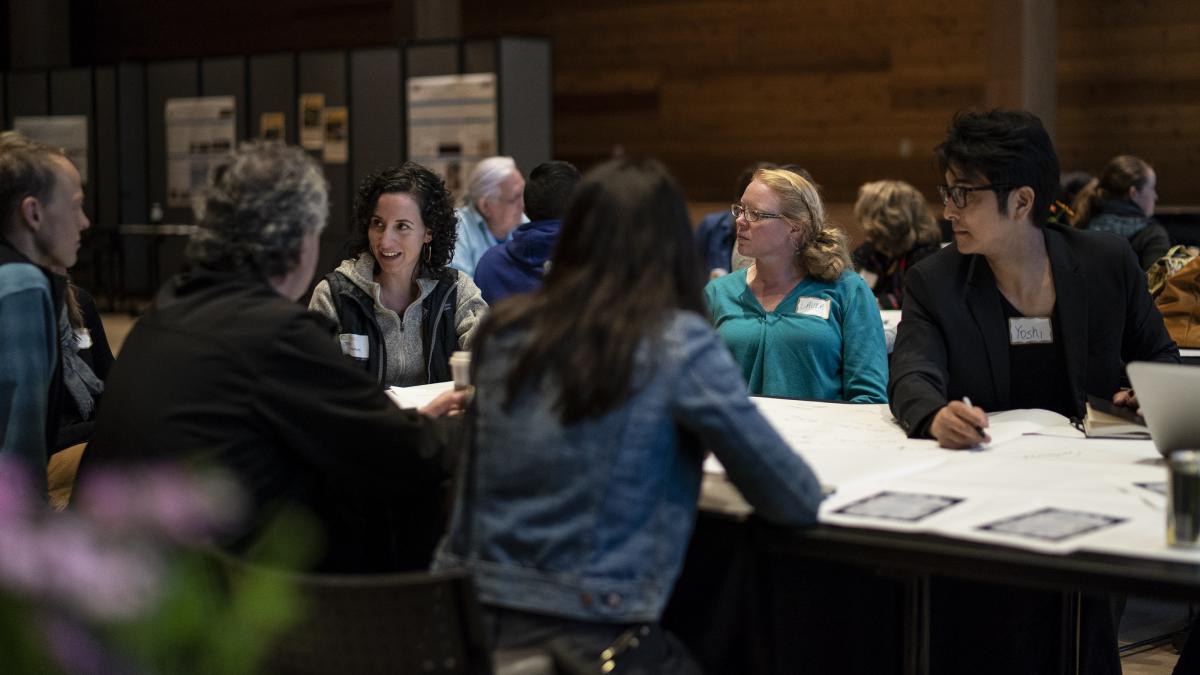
96;312;1187;673
1124;643;1180;674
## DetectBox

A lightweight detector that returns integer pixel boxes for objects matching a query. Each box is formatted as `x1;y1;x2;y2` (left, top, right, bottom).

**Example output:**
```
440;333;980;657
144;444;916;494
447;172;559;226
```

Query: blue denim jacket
433;311;822;623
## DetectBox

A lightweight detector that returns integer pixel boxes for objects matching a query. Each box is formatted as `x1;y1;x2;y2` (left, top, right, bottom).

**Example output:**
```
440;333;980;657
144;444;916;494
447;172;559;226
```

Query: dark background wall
13;0;1200;207
458;0;1200;206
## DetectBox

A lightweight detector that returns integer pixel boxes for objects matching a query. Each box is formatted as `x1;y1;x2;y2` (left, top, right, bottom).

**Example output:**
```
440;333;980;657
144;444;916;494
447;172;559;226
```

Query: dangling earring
424;244;432;264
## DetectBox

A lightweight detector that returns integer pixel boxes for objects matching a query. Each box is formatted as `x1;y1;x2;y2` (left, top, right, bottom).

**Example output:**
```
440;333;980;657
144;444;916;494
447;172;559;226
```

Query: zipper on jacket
426;282;454;380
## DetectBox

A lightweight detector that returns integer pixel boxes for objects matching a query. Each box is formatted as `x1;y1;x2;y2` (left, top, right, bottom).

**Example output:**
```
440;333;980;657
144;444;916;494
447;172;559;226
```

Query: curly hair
349;162;457;276
754;168;850;282
854;180;940;258
187;142;328;278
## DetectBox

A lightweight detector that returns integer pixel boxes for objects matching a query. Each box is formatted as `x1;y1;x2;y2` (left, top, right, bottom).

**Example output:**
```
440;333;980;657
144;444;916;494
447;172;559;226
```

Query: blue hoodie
474;218;561;304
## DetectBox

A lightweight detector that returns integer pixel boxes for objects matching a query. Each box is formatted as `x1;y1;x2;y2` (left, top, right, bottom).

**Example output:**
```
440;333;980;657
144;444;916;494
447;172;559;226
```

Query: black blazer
889;224;1180;437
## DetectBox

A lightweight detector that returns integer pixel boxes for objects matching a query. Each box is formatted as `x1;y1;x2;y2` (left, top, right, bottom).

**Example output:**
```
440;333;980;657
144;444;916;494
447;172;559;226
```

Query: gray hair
187;142;328;278
464;155;518;206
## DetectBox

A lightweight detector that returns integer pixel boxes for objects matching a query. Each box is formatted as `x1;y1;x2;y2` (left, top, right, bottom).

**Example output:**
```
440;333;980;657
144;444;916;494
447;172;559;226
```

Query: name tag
338;333;370;360
795;296;831;319
1009;317;1053;345
73;328;92;350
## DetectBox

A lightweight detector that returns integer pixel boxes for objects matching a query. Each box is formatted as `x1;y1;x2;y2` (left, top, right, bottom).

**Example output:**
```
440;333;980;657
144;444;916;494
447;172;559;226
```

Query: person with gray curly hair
186;141;329;292
81;142;467;573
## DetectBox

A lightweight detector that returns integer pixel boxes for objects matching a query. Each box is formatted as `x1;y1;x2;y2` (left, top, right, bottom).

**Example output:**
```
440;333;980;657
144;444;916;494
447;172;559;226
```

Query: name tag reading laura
338;333;370;360
795;296;831;319
1009;317;1053;345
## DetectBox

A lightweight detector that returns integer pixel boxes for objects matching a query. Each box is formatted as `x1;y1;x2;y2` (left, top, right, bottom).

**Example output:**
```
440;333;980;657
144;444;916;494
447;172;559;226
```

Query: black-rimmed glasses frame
937;183;1013;209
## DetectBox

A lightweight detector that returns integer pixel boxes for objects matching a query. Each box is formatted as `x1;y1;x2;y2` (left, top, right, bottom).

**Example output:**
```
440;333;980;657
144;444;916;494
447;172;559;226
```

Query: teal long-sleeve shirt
704;267;888;402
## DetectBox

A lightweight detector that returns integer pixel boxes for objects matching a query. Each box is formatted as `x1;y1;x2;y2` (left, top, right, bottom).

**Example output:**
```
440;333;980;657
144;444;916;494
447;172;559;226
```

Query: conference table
665;397;1200;675
393;381;1200;674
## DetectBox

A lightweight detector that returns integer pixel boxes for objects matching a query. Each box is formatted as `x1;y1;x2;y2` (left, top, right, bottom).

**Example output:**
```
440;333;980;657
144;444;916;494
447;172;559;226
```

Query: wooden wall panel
1059;0;1200;206
464;0;1200;207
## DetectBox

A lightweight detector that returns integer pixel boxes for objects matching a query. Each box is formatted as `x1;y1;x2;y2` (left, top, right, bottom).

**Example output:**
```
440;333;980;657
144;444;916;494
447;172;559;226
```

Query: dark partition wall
248;53;297;144
94;66;119;231
350;47;403;194
116;62;148;226
48;68;97;219
498;38;552;177
7;70;49;122
406;43;460;78
145;60;199;224
201;56;247;140
463;40;495;73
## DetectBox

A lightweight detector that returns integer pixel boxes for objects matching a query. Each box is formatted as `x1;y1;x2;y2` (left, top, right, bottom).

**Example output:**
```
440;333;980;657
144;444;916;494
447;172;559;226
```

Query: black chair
229;564;494;675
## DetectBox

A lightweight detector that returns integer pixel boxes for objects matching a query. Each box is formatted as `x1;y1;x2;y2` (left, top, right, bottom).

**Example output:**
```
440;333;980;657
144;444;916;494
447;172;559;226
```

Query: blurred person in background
1071;155;1168;270
851;179;942;310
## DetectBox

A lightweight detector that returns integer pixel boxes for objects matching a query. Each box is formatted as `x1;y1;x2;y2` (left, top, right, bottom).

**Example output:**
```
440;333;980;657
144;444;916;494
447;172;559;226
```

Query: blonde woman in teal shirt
705;168;888;401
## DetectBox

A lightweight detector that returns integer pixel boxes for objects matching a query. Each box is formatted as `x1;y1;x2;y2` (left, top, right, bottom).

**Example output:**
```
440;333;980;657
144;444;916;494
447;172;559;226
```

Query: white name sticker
338;333;370;360
73;328;92;350
1008;317;1053;345
795;296;832;319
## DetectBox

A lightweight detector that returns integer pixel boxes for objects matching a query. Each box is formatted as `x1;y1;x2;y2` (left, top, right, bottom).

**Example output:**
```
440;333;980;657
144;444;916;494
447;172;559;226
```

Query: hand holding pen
930;396;990;449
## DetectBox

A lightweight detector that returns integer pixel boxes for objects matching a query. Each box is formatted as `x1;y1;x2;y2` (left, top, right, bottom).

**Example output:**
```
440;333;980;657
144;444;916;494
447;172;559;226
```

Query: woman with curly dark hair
310;162;487;385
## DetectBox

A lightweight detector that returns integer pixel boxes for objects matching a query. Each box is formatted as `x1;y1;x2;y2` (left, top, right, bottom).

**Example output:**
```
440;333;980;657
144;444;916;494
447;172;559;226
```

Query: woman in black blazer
890;112;1178;449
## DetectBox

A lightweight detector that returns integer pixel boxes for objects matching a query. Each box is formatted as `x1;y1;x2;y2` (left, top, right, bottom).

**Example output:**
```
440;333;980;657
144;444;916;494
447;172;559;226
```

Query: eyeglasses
937;183;1012;209
731;204;783;222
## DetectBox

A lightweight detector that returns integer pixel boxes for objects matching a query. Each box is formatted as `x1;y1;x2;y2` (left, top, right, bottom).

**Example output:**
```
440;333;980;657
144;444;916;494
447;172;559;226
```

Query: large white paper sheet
385;381;454;410
699;398;1190;561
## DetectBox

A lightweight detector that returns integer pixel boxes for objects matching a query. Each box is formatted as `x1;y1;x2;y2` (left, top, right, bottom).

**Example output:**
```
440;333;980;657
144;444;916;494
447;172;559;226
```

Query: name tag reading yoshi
338;333;370;360
795;296;831;319
1009;317;1053;345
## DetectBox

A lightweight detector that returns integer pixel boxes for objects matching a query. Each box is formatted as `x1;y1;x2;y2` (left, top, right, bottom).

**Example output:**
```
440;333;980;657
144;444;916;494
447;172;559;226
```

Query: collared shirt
705;267;889;402
450;204;527;278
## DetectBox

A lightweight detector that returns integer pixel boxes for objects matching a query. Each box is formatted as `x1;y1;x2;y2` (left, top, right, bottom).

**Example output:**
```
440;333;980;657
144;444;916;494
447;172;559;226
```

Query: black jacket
889;224;1180;437
81;270;456;572
323;268;459;384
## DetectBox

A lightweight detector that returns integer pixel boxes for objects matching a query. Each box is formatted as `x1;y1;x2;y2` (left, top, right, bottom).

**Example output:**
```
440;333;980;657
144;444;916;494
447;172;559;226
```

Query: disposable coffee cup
1168;450;1200;548
449;351;472;391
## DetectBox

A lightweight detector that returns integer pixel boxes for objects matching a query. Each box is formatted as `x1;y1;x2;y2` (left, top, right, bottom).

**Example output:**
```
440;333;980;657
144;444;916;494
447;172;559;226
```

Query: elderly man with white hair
450;156;526;277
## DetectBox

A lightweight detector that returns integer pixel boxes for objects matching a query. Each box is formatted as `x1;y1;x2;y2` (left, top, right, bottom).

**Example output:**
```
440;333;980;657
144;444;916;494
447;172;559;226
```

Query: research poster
259;112;285;141
323;106;348;164
406;73;497;199
165;96;236;209
14;115;89;183
299;93;325;150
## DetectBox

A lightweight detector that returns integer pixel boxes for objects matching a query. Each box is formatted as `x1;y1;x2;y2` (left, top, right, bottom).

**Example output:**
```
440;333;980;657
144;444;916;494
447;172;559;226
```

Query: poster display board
406;73;497;199
323;106;348;164
165;96;236;209
299;93;325;150
259;112;285;141
14;115;90;183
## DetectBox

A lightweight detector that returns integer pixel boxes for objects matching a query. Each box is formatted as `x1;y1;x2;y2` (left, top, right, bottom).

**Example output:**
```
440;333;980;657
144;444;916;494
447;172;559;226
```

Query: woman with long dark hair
434;159;822;669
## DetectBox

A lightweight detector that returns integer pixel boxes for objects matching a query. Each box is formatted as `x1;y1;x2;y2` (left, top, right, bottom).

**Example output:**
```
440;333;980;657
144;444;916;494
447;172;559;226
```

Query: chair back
247;565;493;675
